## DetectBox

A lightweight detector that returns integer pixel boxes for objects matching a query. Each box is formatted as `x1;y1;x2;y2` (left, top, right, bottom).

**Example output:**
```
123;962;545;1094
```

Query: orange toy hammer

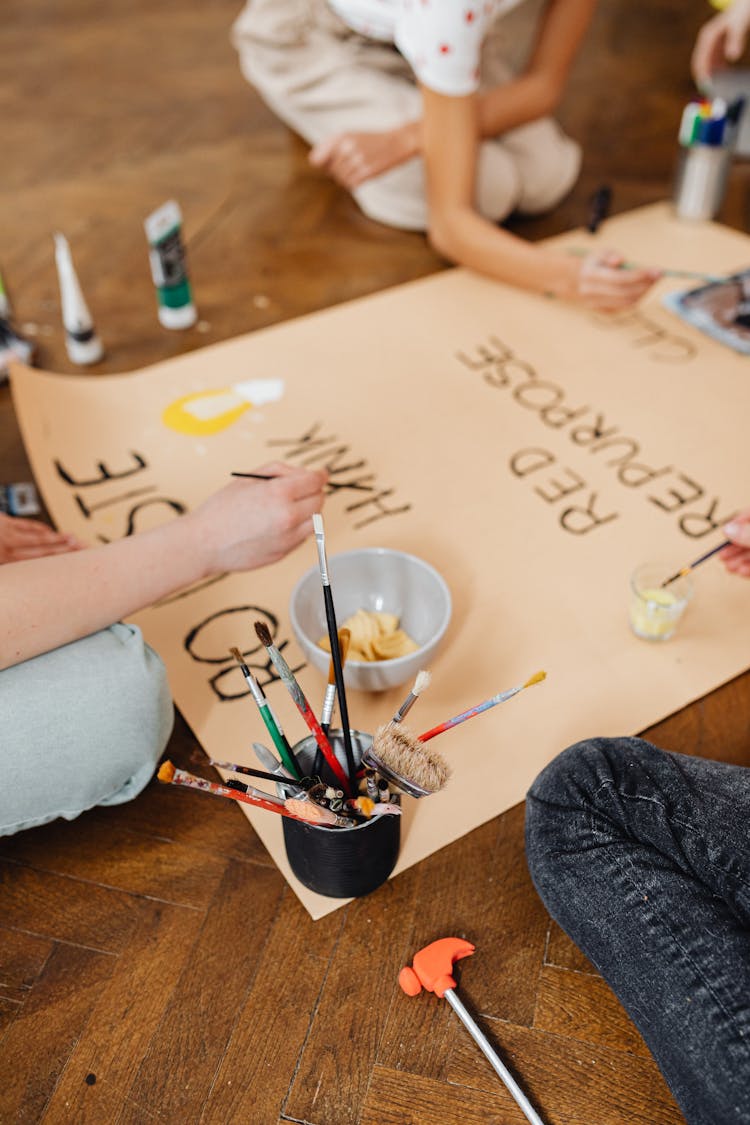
399;938;547;1125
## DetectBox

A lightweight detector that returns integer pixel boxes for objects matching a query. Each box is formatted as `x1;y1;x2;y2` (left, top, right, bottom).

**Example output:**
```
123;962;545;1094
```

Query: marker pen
53;233;104;365
144;200;197;329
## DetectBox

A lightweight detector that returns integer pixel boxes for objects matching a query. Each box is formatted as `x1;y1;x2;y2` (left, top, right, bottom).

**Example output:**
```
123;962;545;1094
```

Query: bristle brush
253;620;352;795
312;513;356;786
364;726;450;799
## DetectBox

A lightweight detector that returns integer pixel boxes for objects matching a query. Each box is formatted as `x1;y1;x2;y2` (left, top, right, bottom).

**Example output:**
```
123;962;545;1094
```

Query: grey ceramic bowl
289;548;452;692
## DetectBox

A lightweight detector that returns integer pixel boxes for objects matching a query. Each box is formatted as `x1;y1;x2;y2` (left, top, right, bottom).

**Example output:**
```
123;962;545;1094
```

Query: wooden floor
2;1;749;1122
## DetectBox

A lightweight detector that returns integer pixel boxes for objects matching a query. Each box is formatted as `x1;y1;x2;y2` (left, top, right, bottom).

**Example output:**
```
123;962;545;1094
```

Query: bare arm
421;86;658;309
477;0;598;136
0;464;327;670
692;0;750;87
310;0;597;186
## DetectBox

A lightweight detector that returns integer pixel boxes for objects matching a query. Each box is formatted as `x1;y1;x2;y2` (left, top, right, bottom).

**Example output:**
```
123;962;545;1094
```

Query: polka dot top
327;0;524;96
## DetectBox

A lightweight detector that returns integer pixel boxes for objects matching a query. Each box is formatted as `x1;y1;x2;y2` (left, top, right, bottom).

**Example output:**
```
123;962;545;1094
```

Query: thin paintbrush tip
413;670;431;695
157;760;176;783
229;646;245;665
254;620;273;647
312;513;324;537
524;670;546;688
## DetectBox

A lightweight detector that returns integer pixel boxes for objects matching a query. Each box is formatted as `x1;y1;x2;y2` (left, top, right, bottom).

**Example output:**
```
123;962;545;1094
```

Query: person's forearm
0;515;210;670
429;204;576;297
478;0;597;136
476;72;560;137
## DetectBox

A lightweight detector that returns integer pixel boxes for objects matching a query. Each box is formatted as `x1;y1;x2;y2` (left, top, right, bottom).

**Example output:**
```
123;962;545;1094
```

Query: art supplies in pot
157;513;547;897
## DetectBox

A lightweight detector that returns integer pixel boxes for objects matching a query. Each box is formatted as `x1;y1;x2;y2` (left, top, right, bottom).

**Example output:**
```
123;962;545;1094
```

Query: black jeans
525;737;750;1125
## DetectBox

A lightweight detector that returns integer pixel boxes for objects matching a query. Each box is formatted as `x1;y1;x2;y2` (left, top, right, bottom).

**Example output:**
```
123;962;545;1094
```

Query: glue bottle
53;233;104;365
144;200;197;329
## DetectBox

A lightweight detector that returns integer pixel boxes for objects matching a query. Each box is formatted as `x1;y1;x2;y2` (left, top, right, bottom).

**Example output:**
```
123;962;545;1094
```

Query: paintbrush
661;540;731;587
419;671;546;742
252;741;293;779
253;620;352;795
364;726;450;798
320;628;352;738
314;628;352;778
229;647;301;779
312;514;356;786
391;670;432;724
365;672;547;797
230;472;277;480
566;247;722;282
158;761;353;826
158;760;293;816
208;757;307;793
284;797;356;827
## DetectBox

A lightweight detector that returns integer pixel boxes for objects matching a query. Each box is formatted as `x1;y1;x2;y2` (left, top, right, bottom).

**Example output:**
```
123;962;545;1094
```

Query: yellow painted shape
161;388;251;436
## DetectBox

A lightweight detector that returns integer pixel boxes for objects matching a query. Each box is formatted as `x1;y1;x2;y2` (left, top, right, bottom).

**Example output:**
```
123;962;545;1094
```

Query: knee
525;737;662;888
353;159;429;231
525;737;631;887
0;624;175;834
506;122;581;215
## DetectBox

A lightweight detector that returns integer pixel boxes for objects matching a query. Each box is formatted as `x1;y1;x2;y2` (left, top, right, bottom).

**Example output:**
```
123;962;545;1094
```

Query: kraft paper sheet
11;203;750;918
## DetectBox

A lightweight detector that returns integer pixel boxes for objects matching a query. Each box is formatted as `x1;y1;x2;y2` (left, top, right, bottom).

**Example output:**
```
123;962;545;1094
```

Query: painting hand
575;249;661;313
720;509;750;577
187;462;328;576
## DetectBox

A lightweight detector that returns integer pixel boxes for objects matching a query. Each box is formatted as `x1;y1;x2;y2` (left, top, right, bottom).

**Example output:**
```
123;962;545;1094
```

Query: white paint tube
53;233;104;365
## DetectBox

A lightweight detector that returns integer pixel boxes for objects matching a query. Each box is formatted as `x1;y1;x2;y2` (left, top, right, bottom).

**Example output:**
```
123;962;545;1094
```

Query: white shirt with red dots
327;0;524;96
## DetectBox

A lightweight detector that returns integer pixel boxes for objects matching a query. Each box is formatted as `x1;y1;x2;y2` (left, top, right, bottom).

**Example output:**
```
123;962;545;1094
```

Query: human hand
720;509;750;576
187;462;328;577
692;0;750;88
0;512;83;563
309;124;419;189
573;250;661;312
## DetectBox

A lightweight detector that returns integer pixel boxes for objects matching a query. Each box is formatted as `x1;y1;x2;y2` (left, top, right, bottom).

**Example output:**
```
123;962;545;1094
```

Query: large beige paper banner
11;204;750;918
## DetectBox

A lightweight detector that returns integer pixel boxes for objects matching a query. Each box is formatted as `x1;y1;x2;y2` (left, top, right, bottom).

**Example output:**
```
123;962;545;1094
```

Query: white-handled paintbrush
391;670;432;724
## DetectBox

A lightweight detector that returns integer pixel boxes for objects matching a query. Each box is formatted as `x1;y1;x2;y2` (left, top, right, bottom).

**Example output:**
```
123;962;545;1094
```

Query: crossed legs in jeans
525;737;750;1125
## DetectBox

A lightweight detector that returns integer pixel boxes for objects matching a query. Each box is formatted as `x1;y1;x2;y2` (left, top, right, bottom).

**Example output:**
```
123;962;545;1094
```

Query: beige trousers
231;0;581;231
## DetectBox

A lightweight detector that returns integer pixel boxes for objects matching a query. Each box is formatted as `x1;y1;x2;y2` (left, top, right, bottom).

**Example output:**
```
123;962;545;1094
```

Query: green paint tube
144;200;197;330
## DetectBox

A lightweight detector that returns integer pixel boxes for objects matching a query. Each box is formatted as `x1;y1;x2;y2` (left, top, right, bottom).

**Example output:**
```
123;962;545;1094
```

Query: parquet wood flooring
1;1;748;1121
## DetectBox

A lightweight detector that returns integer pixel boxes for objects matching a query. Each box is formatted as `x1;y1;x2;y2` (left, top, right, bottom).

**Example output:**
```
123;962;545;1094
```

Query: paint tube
53;233;104;365
144;200;197;329
0;267;11;319
0;317;35;383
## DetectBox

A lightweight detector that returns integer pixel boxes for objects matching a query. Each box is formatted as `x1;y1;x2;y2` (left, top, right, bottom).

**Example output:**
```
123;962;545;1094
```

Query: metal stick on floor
399;936;547;1125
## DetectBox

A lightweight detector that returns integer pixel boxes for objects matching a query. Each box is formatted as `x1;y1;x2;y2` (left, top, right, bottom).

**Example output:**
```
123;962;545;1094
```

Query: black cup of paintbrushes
279;730;400;899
